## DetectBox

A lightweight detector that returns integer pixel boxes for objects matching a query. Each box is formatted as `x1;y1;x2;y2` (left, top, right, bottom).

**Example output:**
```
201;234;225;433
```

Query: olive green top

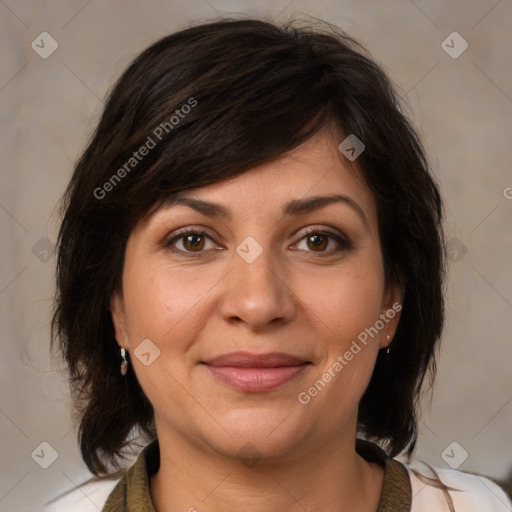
102;439;412;511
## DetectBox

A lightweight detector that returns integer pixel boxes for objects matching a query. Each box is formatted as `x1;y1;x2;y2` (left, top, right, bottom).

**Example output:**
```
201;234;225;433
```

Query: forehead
144;127;377;231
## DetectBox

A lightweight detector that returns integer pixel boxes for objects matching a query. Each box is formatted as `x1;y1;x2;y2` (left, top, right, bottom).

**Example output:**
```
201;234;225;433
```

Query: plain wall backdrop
1;0;511;510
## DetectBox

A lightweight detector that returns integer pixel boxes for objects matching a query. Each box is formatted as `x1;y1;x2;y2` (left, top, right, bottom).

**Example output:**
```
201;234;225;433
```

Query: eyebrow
160;193;370;230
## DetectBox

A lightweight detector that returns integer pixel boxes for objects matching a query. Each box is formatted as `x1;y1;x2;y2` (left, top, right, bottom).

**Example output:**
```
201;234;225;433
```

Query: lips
203;351;308;368
201;351;310;392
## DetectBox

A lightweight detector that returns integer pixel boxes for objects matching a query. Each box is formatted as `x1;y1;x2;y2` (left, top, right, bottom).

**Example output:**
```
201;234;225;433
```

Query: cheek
122;260;215;341
119;261;209;413
296;255;385;346
120;259;225;401
292;254;385;411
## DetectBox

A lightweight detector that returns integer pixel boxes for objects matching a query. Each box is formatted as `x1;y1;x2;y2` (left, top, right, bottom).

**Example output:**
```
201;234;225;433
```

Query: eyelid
291;226;352;251
164;227;221;251
164;225;352;256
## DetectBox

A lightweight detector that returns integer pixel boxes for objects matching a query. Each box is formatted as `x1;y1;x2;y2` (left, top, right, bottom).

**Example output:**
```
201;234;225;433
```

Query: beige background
1;0;511;510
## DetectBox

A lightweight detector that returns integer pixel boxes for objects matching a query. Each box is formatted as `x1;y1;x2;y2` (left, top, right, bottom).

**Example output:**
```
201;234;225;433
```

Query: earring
386;334;391;355
120;348;128;376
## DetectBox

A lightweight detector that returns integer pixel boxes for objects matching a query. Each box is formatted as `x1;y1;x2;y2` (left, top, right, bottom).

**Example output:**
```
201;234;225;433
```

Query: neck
150;427;384;512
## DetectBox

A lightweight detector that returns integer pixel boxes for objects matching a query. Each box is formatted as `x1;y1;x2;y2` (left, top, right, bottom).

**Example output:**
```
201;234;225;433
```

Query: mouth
201;351;311;392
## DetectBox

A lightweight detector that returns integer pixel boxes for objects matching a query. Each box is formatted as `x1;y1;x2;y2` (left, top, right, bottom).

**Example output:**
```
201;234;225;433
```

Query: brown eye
182;233;205;251
306;233;328;251
294;229;352;255
166;229;217;255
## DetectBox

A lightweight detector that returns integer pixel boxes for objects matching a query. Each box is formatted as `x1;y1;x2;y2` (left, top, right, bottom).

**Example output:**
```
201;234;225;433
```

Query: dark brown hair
52;17;446;477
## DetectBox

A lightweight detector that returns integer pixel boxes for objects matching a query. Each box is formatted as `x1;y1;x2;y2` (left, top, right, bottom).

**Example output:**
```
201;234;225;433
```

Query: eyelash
164;227;352;257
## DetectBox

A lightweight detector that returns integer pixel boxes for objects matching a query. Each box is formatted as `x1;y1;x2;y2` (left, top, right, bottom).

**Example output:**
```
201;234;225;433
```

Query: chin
199;408;309;462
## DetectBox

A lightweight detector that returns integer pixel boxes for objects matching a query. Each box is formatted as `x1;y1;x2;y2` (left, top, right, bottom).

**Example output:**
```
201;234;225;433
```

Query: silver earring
386;334;391;355
120;348;128;376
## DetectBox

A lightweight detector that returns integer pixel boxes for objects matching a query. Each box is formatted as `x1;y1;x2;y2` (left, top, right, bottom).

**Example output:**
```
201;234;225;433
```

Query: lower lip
202;364;309;392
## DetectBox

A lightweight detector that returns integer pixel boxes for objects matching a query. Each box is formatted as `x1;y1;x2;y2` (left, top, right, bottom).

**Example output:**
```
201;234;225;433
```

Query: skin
111;126;402;512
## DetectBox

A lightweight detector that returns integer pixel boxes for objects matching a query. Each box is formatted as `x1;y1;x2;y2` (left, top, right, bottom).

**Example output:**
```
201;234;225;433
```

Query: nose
219;243;297;331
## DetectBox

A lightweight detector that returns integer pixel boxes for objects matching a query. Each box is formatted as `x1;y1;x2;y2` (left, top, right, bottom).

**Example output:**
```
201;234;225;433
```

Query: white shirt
407;460;512;511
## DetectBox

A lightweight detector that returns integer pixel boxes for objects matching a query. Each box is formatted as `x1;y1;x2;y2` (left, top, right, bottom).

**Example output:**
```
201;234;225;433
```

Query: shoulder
404;459;512;512
42;478;119;511
44;441;156;512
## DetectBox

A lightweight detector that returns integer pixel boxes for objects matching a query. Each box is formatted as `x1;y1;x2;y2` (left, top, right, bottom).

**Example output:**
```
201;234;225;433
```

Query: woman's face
111;127;401;461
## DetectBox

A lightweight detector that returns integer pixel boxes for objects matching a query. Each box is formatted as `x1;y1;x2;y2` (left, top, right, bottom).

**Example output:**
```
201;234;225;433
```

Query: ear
379;282;403;349
110;292;130;349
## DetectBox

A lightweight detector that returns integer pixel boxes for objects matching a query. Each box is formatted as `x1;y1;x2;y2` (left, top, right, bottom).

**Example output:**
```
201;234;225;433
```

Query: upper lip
202;351;309;368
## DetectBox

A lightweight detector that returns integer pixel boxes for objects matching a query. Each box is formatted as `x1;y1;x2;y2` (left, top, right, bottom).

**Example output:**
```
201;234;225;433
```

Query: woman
49;17;511;511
